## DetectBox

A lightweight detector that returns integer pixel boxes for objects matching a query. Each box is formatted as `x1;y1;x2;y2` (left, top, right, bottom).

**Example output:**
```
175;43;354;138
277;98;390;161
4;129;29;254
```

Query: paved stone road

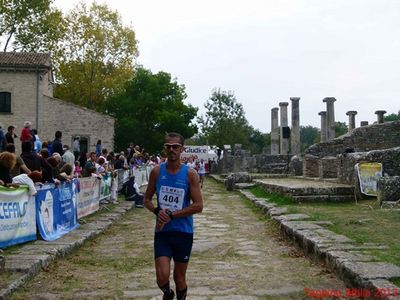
11;179;345;299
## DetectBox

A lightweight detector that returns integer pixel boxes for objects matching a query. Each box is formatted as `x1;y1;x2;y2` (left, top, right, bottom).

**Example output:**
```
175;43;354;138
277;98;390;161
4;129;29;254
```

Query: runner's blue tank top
156;163;193;233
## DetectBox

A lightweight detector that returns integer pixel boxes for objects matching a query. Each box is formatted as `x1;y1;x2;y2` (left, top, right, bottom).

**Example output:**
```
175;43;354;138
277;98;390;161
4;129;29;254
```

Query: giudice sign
181;146;209;161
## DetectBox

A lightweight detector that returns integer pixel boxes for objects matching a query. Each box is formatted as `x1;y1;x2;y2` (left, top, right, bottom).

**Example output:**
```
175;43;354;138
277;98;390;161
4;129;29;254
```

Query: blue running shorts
154;231;194;263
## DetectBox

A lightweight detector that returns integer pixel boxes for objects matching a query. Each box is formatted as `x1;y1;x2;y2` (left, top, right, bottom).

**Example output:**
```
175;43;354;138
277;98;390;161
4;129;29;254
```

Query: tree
384;111;400;121
198;89;250;149
335;121;348;137
300;125;320;152
53;2;138;110
247;127;270;154
0;0;65;52
103;67;198;153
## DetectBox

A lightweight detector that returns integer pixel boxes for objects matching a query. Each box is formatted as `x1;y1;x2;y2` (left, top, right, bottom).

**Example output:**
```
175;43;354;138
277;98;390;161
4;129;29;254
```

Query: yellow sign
356;162;383;196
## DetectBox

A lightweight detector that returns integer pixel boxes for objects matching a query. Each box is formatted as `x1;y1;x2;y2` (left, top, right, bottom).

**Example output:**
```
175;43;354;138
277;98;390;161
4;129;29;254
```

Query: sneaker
162;290;175;300
135;204;144;208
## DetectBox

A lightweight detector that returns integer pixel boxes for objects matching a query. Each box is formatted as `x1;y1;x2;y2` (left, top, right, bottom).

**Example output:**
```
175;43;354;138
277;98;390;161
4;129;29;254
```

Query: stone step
255;180;354;197
292;195;355;203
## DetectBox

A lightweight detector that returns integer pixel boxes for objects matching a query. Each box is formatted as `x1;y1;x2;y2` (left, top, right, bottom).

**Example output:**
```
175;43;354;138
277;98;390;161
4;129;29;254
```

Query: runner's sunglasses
164;143;182;150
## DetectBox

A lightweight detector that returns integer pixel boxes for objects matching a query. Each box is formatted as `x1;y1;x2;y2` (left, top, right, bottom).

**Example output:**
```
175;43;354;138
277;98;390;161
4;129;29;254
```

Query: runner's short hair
165;132;184;145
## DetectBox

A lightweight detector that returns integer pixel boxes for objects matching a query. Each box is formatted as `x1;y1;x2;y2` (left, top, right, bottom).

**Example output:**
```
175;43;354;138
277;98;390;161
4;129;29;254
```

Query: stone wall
40;96;115;152
305;121;400;158
0;70;114;153
337;147;400;184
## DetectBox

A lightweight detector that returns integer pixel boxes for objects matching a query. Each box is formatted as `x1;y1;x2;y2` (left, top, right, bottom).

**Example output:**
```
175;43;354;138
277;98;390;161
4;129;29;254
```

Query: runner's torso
156;163;193;233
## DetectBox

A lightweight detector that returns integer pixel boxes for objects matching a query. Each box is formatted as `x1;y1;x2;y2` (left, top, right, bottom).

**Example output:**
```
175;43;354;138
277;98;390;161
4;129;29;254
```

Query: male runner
144;132;203;300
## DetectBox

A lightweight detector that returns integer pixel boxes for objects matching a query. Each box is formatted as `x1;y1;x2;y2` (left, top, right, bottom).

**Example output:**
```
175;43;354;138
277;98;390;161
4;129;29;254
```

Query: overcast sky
54;0;400;132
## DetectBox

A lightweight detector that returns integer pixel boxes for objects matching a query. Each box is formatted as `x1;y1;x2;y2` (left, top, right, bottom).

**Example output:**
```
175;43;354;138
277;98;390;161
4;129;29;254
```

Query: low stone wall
377;176;400;203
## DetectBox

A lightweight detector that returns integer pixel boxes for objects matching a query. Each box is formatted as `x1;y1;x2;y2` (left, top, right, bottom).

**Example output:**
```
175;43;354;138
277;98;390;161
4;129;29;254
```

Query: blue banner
0;186;36;248
36;180;79;241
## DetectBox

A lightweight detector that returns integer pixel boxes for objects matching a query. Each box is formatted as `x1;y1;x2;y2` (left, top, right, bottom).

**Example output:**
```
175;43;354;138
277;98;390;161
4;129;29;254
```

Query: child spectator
110;171;118;204
74;161;82;178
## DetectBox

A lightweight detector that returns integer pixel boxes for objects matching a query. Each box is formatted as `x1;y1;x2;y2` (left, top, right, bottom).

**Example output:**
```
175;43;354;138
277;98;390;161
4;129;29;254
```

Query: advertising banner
355;162;383;196
36;181;79;241
99;173;112;201
132;166;149;187
0;186;36;248
77;177;101;218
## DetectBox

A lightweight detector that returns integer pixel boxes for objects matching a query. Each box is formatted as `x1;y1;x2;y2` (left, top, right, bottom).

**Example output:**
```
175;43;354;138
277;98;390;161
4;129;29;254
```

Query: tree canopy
103;67;198;153
384;111;400;121
53;2;138;110
0;0;65;52
198;89;250;149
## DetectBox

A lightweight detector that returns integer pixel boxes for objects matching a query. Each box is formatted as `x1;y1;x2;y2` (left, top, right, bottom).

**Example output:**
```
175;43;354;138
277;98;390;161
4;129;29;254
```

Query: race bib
159;186;185;211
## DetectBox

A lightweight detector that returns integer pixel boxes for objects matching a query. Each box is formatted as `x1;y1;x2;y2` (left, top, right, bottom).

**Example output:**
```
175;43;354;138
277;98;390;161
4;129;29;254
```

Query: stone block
377;176;400;203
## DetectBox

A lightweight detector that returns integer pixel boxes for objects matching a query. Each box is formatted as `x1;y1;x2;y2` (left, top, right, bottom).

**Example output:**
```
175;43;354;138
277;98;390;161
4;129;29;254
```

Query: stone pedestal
290;97;300;155
319;111;327;142
346;111;357;131
279;102;289;155
323;97;336;141
319;156;338;179
303;154;320;178
271;107;279;155
375;110;387;124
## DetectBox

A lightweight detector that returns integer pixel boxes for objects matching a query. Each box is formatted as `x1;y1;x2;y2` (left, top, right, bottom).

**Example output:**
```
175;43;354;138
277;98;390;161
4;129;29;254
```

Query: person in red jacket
20;121;33;144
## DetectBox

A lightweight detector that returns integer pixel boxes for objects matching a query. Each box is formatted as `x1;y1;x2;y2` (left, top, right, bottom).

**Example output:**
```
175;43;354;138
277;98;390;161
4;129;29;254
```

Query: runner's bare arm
169;168;203;219
144;166;160;213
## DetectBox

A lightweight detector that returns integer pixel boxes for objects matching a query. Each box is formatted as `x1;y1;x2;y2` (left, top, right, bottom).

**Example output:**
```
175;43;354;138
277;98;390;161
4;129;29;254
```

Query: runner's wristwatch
166;210;174;220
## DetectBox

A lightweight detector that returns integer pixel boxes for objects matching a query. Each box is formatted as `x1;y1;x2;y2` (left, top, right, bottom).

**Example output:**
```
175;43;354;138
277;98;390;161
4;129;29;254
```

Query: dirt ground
10;178;345;299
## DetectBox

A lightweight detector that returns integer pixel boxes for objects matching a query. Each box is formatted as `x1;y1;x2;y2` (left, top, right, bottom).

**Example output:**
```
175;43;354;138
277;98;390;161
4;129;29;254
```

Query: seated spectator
20;141;42;172
6;143;31;176
121;175;144;208
0;151;16;185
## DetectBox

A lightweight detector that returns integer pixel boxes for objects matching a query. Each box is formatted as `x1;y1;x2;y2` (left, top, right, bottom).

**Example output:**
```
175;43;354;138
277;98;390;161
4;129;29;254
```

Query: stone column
279;102;289;155
323;97;336;141
318;111;327;142
346;111;357;132
375;110;387;124
290;97;300;155
270;107;279;155
360;121;369;126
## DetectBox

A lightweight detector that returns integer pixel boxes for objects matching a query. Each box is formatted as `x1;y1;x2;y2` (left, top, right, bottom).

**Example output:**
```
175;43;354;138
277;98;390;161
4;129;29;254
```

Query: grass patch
284;200;400;266
389;277;400;288
249;185;295;206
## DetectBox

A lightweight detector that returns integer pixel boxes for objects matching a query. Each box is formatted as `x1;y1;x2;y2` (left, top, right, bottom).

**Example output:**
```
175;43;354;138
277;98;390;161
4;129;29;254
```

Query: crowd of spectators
0;121;164;199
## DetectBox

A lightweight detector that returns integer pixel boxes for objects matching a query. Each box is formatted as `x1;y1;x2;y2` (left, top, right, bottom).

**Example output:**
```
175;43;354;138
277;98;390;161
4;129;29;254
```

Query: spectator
96;157;106;174
73;161;82;178
62;145;75;171
0;124;6;152
6;143;31;177
72;136;80;161
84;152;97;177
20;121;33;144
32;129;42;153
0;151;16;184
20;141;42;172
5;125;17;145
12;171;42;196
110;171;118;204
121;175;144;208
52;131;64;155
79;152;87;170
95;140;102;157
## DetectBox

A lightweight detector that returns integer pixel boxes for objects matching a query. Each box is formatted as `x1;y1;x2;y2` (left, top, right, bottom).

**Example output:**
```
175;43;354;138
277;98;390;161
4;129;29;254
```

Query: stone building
0;52;114;153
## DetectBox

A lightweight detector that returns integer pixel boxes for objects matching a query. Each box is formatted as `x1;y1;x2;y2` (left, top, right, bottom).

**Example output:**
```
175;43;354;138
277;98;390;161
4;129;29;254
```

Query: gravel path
10;178;345;299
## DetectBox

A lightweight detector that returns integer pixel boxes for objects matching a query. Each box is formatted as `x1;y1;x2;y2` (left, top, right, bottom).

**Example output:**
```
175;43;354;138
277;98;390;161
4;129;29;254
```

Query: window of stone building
0;92;11;113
